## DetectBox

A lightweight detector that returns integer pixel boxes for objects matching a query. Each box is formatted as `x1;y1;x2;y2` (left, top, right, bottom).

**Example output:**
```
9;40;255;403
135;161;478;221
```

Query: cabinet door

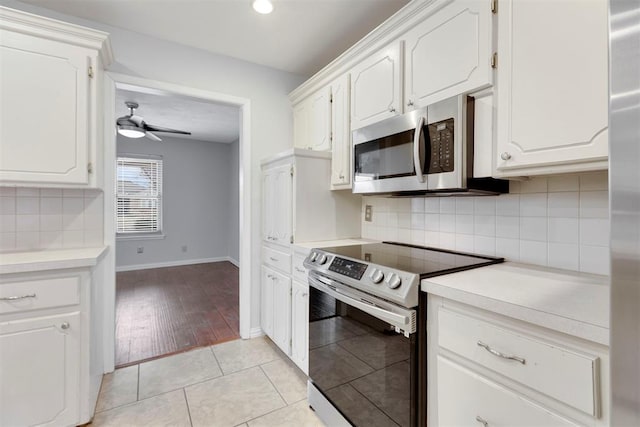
495;0;608;173
331;74;352;188
271;163;293;246
404;0;493;110
350;41;403;130
261;266;274;337
293;102;309;149
291;279;309;373
0;30;94;185
272;269;292;355
262;169;274;242
0;313;80;427
309;87;332;151
437;356;577;426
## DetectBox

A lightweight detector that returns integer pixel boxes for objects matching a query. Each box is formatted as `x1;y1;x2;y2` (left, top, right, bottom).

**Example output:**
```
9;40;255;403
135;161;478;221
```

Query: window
116;156;163;235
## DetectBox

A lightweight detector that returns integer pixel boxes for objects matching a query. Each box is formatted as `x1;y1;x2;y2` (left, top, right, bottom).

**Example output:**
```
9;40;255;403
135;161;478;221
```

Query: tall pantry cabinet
261;149;361;371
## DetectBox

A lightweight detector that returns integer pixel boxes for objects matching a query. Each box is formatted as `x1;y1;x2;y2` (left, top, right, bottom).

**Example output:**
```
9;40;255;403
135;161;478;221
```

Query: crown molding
0;5;114;67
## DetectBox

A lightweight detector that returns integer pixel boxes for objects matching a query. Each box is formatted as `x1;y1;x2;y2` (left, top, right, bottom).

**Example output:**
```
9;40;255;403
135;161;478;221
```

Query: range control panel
328;257;368;280
426;118;454;174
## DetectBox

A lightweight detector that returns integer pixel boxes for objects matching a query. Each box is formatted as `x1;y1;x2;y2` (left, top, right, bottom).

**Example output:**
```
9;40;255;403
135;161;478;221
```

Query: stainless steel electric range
304;241;504;427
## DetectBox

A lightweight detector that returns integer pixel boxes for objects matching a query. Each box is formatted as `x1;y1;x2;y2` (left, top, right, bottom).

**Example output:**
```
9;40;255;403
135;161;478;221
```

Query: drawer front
292;254;307;282
438;308;600;416
437;356;577;427
263;246;291;274
0;275;80;314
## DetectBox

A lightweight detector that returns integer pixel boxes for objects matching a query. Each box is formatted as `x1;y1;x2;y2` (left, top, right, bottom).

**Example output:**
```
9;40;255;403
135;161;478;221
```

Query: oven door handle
413;115;426;183
308;274;416;333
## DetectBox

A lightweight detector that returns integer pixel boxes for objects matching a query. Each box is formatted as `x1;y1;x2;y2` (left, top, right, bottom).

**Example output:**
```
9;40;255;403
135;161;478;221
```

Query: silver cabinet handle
269;257;278;262
0;293;36;301
500;152;512;160
407;100;414;107
477;341;526;364
295;267;306;273
339;174;345;180
389;107;396;113
302;292;308;297
60;322;70;330
476;416;489;427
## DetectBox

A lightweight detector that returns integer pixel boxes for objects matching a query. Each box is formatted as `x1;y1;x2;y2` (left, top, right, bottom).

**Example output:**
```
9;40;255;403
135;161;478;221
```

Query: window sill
116;233;166;241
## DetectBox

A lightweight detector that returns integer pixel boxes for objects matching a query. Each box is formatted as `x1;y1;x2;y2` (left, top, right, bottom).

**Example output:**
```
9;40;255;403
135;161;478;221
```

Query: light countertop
0;247;108;275
422;262;610;346
293;238;378;251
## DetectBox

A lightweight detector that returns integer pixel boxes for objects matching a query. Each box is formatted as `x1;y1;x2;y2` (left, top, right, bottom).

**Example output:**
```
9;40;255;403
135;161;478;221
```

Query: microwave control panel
426;118;454;174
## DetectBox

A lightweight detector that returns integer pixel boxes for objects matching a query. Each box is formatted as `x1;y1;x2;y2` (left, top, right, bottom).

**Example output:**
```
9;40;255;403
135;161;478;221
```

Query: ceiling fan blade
144;123;191;135
145;131;162;142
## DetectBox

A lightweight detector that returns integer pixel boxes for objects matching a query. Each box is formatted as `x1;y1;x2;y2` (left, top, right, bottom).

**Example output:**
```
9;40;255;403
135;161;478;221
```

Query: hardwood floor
115;261;239;367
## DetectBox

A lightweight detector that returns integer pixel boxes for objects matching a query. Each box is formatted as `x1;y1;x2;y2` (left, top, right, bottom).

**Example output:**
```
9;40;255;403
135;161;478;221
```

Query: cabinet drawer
438;308;600;416
437;356;577;426
263;246;291;274
292;254;308;282
0;275;80;314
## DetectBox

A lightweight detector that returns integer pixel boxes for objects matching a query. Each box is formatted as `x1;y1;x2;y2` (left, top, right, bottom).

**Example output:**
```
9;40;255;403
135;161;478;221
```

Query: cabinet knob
339;174;345;180
407;100;414;107
389;107;396;113
476;416;489;427
500;152;512;161
302;292;308;297
61;322;70;330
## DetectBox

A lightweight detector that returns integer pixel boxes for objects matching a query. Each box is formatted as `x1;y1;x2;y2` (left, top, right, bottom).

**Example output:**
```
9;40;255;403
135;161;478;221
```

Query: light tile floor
90;337;324;427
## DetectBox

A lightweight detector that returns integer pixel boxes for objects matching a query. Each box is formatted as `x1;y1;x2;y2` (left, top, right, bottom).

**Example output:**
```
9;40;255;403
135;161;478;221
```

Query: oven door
307;271;417;427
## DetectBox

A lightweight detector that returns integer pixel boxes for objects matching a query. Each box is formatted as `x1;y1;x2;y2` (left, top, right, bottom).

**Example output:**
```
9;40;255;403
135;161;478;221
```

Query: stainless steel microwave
352;95;508;196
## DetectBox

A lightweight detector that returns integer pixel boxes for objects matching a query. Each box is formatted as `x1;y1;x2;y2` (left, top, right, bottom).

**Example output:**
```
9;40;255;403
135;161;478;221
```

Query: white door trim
102;72;252;372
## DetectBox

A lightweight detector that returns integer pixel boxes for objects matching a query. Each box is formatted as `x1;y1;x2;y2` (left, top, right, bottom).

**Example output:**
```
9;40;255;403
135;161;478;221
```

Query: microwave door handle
414;116;426;183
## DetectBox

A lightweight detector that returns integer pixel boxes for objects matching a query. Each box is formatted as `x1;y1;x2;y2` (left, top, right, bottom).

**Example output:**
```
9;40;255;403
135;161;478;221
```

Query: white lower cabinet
0;267;102;427
261;265;291;355
0;312;81;427
429;296;609;427
291;279;309;374
437;356;577;427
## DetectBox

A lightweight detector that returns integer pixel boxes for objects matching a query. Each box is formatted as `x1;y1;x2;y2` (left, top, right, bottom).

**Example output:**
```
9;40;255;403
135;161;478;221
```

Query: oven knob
386;273;402;289
317;253;328;265
369;268;385;284
310;252;318;262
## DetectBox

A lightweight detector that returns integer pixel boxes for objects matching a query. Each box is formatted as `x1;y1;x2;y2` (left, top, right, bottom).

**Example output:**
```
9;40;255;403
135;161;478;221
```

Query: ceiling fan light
252;0;273;14
118;125;146;139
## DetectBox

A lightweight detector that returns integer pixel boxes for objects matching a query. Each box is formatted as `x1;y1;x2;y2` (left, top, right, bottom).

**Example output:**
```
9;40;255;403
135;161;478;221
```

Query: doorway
102;74;252;371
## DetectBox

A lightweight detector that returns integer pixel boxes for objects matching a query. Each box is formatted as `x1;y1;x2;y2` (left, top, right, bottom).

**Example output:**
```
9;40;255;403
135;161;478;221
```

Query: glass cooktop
319;241;503;279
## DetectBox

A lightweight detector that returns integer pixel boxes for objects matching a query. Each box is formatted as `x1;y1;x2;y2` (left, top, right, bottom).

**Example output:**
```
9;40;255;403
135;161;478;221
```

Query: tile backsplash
0;187;104;252
361;172;610;275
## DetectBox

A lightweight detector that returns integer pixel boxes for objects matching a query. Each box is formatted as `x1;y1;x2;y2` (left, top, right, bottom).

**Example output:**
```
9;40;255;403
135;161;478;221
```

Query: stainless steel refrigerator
609;0;640;425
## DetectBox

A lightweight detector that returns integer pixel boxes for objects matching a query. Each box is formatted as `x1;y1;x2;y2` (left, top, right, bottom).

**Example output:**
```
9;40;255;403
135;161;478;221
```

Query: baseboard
116;256;237;272
226;257;240;267
249;327;264;339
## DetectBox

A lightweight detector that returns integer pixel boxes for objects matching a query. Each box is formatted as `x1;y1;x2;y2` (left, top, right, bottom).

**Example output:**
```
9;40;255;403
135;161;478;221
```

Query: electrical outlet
365;205;373;222
137;247;144;254
181;245;188;253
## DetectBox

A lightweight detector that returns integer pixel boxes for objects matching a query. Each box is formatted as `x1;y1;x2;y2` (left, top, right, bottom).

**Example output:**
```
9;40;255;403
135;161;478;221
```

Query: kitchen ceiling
17;0;410;76
116;88;240;143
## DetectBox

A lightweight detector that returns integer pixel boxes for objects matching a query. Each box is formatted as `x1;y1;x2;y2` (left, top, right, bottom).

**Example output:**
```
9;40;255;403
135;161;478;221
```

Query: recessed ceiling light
252;0;274;14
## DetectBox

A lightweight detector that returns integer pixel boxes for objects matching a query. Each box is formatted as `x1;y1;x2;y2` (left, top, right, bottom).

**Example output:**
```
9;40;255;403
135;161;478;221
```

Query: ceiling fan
116;101;191;141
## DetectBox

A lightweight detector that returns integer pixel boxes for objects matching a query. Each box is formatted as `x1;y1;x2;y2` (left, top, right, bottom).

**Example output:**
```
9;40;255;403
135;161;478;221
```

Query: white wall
362;172;610;276
2;0;306;333
116;135;236;270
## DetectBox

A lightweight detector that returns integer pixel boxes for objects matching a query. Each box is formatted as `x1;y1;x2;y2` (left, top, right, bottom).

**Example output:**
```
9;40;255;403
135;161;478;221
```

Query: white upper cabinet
0;7;112;187
330;74;352;188
293;87;331;151
403;0;493;110
350;41;403;130
495;0;609;175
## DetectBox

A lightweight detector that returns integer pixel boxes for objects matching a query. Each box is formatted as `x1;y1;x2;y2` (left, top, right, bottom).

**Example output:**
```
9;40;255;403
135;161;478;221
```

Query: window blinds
116;156;163;234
